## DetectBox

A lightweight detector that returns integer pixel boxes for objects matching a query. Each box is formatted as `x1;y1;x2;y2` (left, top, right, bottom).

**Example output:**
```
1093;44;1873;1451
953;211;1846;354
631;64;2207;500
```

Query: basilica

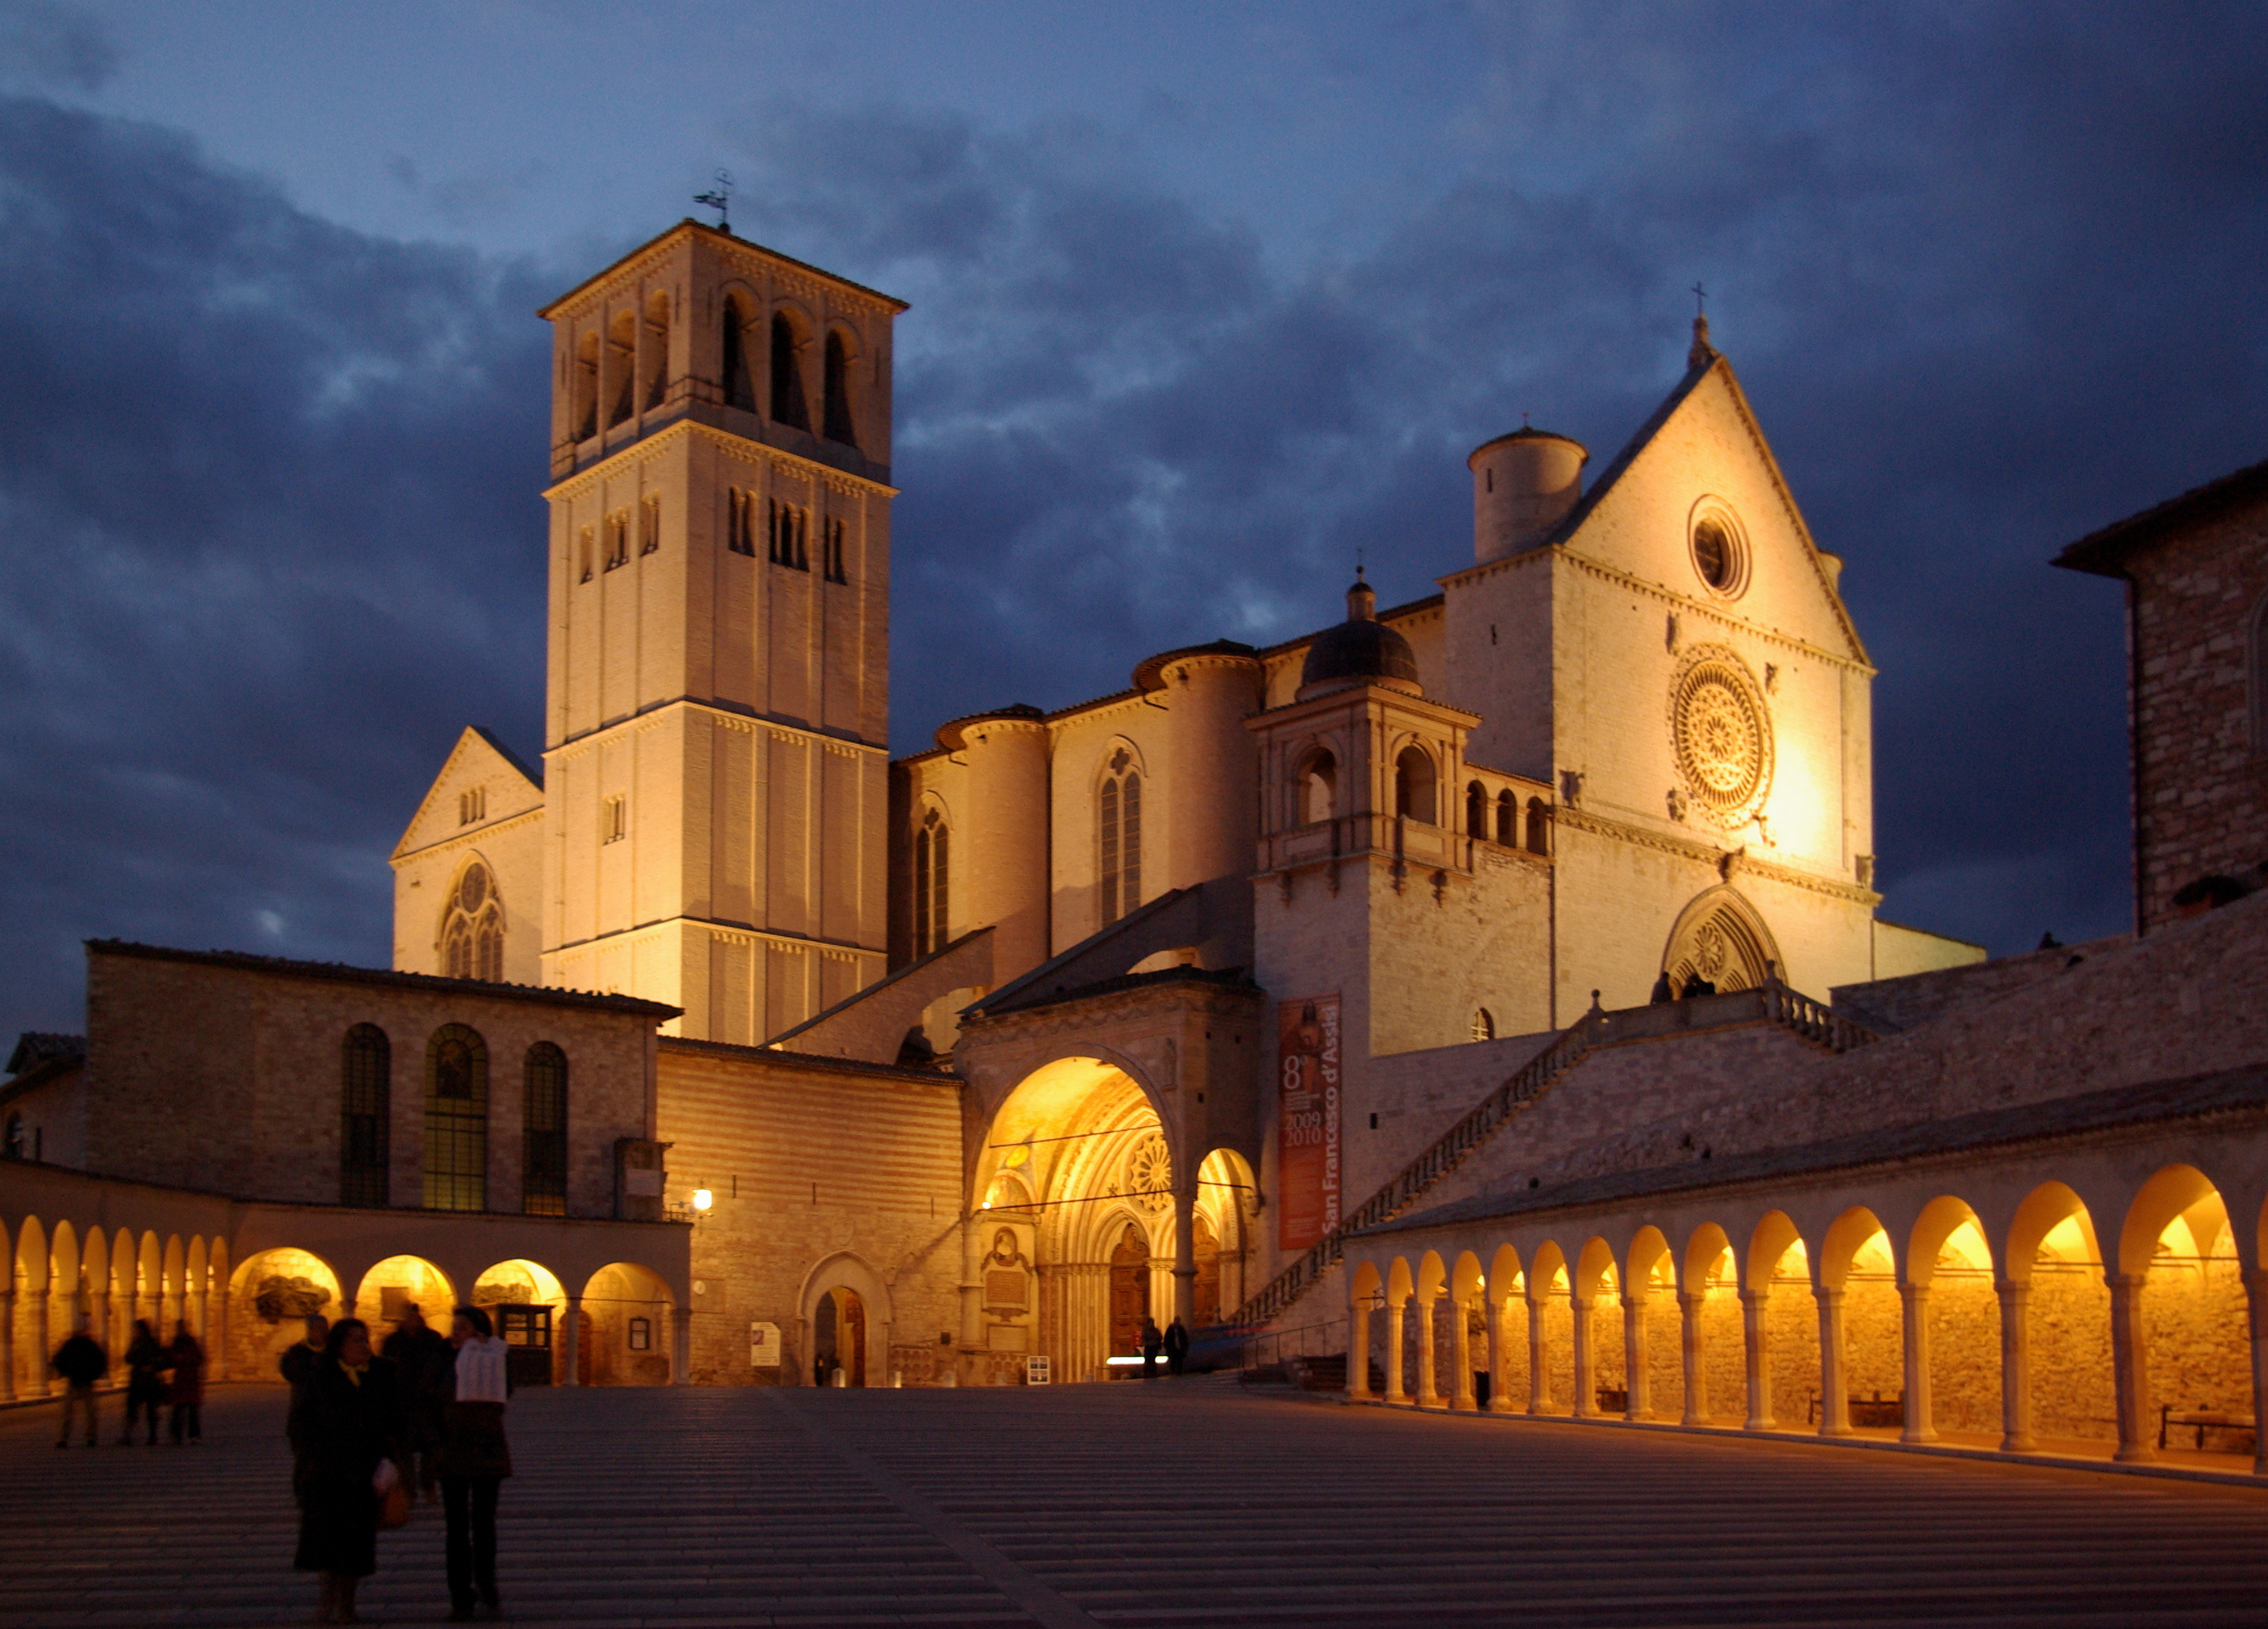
7;222;2267;1480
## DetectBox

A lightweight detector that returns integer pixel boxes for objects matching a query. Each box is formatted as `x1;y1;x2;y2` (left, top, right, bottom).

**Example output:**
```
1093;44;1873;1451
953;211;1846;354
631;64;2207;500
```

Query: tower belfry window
770;312;810;431
721;295;756;412
1099;751;1142;925
607;309;637;428
573;332;599;441
822;331;857;447
914;808;950;956
643;291;669;411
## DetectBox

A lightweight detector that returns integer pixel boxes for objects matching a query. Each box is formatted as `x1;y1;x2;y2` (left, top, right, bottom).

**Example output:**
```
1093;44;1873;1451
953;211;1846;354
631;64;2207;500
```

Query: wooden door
1109;1223;1149;1355
1193;1213;1221;1327
841;1290;867;1388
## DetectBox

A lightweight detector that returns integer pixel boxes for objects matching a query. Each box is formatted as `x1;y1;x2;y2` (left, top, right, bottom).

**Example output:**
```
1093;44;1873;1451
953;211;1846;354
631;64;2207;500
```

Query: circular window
1688;504;1749;598
457;866;488;913
1668;646;1774;827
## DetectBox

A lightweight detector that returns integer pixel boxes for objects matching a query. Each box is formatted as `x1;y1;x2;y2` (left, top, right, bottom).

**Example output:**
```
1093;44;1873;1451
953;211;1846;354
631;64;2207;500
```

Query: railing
1223;973;1878;1331
1205;1317;1347;1374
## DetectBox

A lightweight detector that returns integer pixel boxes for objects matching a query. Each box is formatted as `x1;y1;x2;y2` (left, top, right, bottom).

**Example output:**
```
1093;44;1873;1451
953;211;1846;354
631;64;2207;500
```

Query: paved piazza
5;1383;2268;1627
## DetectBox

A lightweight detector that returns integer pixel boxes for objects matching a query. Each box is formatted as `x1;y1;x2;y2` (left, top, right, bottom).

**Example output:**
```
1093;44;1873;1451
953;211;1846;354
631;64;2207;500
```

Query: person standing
167;1319;205;1444
293;1317;404;1626
1163;1317;1190;1378
120;1319;167;1445
380;1303;448;1502
283;1313;331;1508
1139;1316;1163;1379
50;1315;106;1448
436;1305;513;1623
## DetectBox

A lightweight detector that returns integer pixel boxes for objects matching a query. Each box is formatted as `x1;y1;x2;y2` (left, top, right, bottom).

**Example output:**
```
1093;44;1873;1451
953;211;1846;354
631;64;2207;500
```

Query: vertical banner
1277;994;1342;1251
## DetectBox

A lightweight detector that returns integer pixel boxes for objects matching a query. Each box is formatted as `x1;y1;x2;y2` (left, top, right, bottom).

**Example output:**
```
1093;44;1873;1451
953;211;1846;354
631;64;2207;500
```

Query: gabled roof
8;1032;84;1075
2054;455;2268;578
537;219;909;319
87;941;680;1019
392;725;544;862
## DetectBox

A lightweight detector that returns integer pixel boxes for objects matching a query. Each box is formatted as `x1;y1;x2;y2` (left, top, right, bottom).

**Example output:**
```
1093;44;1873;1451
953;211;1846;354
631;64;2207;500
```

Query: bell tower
534;220;906;1042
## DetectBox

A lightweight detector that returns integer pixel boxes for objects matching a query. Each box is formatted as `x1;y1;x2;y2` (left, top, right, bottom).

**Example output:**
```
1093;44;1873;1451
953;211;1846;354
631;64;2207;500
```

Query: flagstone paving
4;1379;2268;1626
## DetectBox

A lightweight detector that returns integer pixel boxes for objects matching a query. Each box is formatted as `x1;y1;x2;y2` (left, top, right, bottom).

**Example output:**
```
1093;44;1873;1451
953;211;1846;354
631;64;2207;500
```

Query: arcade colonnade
1347;1136;2268;1473
4;1166;691;1400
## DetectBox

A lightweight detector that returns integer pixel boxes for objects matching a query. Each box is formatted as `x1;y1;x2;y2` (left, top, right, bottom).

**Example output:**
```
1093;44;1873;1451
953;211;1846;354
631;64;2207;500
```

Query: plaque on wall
986;1324;1029;1352
748;1321;781;1367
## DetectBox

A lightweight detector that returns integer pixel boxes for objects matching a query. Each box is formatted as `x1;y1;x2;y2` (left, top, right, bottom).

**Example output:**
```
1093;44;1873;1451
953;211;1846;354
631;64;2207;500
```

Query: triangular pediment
1558;353;1868;666
392;726;544;863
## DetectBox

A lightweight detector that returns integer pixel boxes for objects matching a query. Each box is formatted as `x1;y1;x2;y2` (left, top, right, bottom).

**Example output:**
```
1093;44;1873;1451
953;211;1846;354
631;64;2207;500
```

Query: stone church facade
8;224;2267;1477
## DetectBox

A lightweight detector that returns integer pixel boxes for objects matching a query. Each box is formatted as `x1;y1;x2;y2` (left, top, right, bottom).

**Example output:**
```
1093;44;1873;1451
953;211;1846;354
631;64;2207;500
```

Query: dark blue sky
3;2;2264;1043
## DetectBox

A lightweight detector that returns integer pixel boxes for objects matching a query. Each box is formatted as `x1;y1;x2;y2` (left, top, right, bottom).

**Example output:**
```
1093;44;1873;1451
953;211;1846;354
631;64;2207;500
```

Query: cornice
549;698;886;761
538;219;907;324
390;806;545;868
542;419;898;505
963;980;1263;1043
545;918;887;961
1554;806;1877;903
1557;548;1874;674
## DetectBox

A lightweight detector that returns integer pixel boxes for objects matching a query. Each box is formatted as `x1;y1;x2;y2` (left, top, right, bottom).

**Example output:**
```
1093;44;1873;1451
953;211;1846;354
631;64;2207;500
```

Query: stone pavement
5;1379;2268;1626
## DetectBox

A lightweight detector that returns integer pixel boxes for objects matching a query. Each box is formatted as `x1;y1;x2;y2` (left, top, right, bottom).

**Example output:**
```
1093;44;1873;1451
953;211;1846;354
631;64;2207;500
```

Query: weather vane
695;170;734;234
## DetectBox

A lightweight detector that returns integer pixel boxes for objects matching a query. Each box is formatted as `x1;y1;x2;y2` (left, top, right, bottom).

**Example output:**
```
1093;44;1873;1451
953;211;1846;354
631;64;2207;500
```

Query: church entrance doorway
1193;1212;1221;1327
1109;1222;1150;1355
813;1286;867;1386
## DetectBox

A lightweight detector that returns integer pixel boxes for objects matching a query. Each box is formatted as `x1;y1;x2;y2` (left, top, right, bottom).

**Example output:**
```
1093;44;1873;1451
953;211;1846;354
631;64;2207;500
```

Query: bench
2158;1405;2257;1451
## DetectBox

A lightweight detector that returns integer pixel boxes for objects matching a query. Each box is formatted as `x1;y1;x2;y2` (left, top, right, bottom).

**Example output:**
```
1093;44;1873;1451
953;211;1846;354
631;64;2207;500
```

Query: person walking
50;1315;106;1448
1163;1316;1190;1378
293;1317;404;1625
436;1305;513;1623
380;1303;448;1502
120;1319;167;1445
167;1319;206;1445
1139;1316;1163;1379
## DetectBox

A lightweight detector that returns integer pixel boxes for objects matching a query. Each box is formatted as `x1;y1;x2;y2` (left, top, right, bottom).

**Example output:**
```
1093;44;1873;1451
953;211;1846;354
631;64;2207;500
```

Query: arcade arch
578;1262;677;1386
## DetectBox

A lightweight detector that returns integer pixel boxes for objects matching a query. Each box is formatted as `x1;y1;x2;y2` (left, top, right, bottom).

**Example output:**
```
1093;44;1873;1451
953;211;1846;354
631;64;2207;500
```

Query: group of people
47;1315;205;1447
281;1303;516;1625
1137;1315;1193;1377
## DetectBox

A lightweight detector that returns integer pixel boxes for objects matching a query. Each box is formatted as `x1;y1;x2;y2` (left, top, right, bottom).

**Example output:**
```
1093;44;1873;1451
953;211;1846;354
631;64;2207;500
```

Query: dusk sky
2;1;2264;1044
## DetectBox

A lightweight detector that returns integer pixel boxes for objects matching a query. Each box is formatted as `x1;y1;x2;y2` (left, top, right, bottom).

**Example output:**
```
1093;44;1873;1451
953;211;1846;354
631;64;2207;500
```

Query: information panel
1276;994;1342;1251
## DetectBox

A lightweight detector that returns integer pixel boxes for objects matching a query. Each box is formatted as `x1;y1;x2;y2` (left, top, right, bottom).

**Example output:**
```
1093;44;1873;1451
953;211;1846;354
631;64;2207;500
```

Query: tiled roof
87;941;681;1018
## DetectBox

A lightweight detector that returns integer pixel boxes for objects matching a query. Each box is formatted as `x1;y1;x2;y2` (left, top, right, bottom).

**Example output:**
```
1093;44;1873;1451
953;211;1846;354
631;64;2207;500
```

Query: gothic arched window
522;1043;568;1217
913;808;950;956
1526;797;1551;856
1496;789;1518;847
441;861;504;983
1394;745;1436;825
770;312;810;430
822;330;858;446
340;1024;390;1207
720;293;756;412
423;1024;488;1212
1099;750;1143;925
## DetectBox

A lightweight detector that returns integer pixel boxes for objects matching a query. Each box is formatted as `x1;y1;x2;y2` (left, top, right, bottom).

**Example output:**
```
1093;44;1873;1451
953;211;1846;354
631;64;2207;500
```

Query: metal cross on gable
1692;280;1708;315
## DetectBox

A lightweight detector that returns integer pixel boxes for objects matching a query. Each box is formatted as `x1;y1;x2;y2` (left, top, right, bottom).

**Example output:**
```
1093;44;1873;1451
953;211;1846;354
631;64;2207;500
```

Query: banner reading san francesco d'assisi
1277;994;1341;1252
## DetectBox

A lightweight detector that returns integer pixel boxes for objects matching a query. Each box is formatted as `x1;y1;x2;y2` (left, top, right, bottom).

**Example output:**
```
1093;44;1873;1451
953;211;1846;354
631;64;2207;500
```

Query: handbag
374;1459;412;1530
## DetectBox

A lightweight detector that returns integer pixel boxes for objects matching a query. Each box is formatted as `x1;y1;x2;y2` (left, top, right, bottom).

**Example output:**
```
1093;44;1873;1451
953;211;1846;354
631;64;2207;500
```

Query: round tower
1468;427;1588;563
951;709;1052;984
1132;643;1265;891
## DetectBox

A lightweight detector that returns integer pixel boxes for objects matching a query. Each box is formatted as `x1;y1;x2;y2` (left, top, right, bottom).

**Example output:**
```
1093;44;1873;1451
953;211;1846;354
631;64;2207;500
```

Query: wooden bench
2159;1405;2257;1451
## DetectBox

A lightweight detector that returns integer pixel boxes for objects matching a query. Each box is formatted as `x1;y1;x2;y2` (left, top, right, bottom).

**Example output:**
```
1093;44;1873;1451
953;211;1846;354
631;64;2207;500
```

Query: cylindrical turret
1145;650;1265;891
1468;428;1588;563
955;711;1052;984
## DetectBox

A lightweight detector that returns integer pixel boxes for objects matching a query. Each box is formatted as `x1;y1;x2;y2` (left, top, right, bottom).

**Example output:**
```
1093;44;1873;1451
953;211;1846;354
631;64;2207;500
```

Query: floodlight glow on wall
692;1189;713;1211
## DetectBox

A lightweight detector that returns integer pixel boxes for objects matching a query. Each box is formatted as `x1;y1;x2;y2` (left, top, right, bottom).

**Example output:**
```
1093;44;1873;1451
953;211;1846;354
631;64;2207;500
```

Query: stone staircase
1226;979;1876;1334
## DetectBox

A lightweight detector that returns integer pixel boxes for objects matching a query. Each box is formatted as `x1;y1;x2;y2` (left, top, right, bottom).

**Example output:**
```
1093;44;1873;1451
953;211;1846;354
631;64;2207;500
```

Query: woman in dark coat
120;1320;167;1445
435;1306;513;1622
166;1319;205;1444
293;1317;405;1625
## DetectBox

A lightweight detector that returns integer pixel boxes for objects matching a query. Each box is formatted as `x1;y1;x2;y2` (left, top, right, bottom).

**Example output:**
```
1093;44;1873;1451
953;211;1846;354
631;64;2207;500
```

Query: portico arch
2115;1165;2247;1464
1818;1207;1901;1436
1527;1240;1570;1414
1626;1226;1677;1420
1660;885;1783;994
798;1251;893;1388
1679;1222;1740;1424
1486;1244;1527;1413
227;1247;341;1379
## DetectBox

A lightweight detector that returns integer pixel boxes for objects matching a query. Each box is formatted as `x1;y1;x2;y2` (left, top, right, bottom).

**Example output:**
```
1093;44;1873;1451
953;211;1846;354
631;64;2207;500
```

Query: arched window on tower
441;861;504;982
1394;745;1436;825
770;312;810;430
606;308;637;429
573;331;599;441
1526;797;1551;856
1470;1008;1495;1043
1465;780;1488;839
913;808;950;956
521;1042;568;1217
720;293;756;412
643;291;670;411
1496;789;1518;847
340;1024;390;1207
423;1024;488;1212
1099;750;1143;925
822;330;858;446
1297;748;1337;825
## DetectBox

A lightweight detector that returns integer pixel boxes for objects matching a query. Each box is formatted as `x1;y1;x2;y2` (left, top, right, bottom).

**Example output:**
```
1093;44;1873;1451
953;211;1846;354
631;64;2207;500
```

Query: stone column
561;1295;583;1388
1996;1280;2033;1452
1899;1282;1937;1444
1622;1293;1649;1420
958;1215;986;1369
1347;1293;1372;1401
194;1283;210;1347
209;1277;228;1383
1740;1288;1774;1431
0;1286;16;1404
1487;1296;1514;1414
1678;1291;1705;1425
1451;1297;1476;1412
26;1279;49;1397
2245;1269;2268;1478
1527;1295;1551;1414
2106;1271;2155;1463
670;1306;692;1385
1815;1287;1851;1436
1569;1292;1596;1417
1415;1292;1443;1408
1171;1191;1198;1329
88;1285;111;1381
1384;1300;1408;1404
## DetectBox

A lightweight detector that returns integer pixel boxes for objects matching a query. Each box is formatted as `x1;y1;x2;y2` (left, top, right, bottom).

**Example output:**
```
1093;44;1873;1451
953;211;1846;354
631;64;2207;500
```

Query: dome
1297;574;1422;700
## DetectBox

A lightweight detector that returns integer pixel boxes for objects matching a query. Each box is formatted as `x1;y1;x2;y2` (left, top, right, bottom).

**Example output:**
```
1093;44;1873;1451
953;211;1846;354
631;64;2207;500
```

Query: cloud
0;1;113;90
